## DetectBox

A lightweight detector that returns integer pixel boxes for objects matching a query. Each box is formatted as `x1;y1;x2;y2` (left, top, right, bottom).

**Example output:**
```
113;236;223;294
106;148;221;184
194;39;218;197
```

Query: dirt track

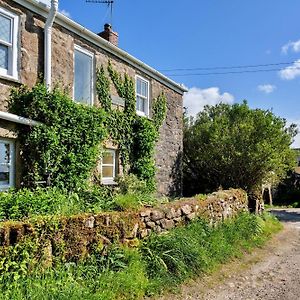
156;208;300;300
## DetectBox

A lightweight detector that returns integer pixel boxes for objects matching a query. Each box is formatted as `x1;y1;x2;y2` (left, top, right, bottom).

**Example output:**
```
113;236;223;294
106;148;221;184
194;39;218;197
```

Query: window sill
136;110;149;118
0;74;20;84
0;186;13;191
101;179;118;186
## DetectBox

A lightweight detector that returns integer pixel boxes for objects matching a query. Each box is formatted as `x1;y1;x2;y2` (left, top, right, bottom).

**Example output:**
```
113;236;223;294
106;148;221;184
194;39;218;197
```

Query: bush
183;101;296;197
113;174;157;210
0;176;159;220
0;187;117;221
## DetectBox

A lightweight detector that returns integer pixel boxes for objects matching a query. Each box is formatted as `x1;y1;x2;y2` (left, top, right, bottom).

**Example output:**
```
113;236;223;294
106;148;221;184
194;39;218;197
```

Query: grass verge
0;212;282;299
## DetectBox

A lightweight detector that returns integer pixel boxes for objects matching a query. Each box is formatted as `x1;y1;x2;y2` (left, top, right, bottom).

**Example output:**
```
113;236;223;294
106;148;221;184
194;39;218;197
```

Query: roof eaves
13;0;187;94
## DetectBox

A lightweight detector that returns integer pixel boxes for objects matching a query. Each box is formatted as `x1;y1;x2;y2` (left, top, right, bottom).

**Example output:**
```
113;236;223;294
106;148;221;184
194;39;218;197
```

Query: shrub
0;187;117;221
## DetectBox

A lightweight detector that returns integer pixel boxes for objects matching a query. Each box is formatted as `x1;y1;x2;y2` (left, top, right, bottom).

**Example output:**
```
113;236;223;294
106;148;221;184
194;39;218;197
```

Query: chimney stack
98;23;118;47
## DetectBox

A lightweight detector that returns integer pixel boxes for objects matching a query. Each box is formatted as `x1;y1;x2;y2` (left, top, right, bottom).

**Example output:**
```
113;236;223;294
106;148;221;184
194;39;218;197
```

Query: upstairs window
0;7;18;79
74;46;93;105
136;76;149;116
100;149;116;184
0;139;15;190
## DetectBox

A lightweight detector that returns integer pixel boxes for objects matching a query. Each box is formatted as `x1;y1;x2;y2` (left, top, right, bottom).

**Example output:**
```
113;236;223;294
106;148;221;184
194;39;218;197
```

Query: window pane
136;96;140;111
0;142;10;164
74;49;92;105
0;165;9;185
141;80;148;97
102;166;113;178
0;14;11;43
137;96;145;112
0;142;10;186
103;151;114;164
136;78;141;95
0;44;8;70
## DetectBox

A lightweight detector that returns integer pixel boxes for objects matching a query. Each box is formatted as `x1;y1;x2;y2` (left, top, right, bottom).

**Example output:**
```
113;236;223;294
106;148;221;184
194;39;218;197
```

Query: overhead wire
159;61;295;72
163;66;300;77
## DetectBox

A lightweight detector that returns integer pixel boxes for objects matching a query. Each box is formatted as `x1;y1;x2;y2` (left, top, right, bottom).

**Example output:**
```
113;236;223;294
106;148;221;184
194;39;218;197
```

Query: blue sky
42;0;300;146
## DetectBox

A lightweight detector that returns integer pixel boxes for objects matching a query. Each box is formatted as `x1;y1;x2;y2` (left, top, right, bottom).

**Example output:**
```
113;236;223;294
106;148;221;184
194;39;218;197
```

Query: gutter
44;0;59;88
13;0;187;95
0;111;41;126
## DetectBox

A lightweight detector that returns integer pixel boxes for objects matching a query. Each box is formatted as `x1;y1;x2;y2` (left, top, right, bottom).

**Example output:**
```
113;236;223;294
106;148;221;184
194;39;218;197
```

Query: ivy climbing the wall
9;63;167;193
9;85;107;190
98;62;167;191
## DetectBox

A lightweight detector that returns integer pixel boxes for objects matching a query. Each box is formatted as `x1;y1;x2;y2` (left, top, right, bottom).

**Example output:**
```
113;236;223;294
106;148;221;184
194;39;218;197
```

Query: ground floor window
0;138;15;190
100;149;117;184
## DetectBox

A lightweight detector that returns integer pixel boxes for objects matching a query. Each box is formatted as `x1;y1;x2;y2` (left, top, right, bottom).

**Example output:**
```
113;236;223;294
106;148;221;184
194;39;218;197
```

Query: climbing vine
9;85;107;190
8;63;167;192
98;62;167;191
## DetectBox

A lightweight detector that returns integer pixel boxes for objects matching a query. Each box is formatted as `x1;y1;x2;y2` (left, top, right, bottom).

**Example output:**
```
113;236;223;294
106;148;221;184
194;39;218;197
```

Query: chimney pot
98;23;118;47
104;23;111;31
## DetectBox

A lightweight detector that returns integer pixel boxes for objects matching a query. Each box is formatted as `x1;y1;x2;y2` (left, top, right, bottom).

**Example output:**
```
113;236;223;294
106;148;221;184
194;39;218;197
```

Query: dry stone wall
0;189;248;261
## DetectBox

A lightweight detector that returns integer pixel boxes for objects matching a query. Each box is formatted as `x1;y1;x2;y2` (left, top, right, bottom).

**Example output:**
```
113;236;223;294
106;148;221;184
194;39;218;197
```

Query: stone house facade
0;0;186;195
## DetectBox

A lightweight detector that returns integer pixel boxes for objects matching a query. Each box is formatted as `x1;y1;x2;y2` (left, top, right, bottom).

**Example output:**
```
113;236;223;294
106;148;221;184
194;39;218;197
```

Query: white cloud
282;39;300;54
257;84;276;94
34;1;71;18
279;59;300;80
183;87;234;116
293;133;300;148
60;9;71;18
287;120;300;148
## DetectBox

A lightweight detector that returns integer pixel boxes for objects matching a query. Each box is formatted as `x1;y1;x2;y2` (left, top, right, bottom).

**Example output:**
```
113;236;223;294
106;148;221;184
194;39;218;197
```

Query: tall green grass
0;212;282;299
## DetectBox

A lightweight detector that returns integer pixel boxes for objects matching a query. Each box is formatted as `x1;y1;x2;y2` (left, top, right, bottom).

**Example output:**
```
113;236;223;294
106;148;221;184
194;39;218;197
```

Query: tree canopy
183;101;297;197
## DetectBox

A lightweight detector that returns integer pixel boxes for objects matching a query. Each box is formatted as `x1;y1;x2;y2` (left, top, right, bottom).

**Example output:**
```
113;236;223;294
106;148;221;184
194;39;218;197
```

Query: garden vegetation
8;62;167;193
183;101;297;210
0;212;281;300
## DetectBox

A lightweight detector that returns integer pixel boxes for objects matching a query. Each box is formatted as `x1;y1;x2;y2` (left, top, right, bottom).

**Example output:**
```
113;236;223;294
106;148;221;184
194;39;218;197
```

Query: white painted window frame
73;44;94;106
0;138;15;191
135;75;150;117
101;149;116;184
0;7;19;80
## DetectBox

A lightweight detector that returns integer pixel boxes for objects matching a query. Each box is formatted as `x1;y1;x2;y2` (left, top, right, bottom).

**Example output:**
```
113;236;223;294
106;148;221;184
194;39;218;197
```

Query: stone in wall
0;0;184;197
0;189;248;262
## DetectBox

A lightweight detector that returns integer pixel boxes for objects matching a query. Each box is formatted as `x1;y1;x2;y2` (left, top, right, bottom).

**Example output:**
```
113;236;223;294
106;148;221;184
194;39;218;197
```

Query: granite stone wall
0;189;248;261
0;0;183;195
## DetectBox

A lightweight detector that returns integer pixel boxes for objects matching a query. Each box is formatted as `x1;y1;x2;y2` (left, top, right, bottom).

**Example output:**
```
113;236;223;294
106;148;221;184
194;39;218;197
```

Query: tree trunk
248;188;264;214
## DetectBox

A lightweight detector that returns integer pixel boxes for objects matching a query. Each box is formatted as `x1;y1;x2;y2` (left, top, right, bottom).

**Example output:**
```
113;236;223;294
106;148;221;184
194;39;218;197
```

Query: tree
183;101;297;212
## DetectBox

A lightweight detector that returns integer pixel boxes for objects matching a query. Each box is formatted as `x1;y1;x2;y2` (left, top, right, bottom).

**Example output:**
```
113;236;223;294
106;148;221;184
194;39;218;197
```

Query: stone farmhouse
0;0;186;194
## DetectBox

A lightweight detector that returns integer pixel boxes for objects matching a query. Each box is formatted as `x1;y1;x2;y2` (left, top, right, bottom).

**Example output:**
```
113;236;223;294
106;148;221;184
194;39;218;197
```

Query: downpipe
44;0;59;89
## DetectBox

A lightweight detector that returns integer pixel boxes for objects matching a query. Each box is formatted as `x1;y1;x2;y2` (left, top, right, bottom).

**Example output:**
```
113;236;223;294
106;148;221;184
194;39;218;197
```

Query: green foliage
0;238;38;284
1;246;148;300
112;175;157;210
117;174;150;195
0;187;117;221
9;84;107;190
183;101;297;196
96;66;112;112
9;63;167;193
152;92;167;130
98;63;167;191
0;212;281;299
130;117;157;190
141;212;281;294
107;62;136;116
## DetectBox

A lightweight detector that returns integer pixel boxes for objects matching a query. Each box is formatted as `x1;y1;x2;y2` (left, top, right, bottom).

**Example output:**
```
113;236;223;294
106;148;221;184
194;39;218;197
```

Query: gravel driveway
155;208;300;300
